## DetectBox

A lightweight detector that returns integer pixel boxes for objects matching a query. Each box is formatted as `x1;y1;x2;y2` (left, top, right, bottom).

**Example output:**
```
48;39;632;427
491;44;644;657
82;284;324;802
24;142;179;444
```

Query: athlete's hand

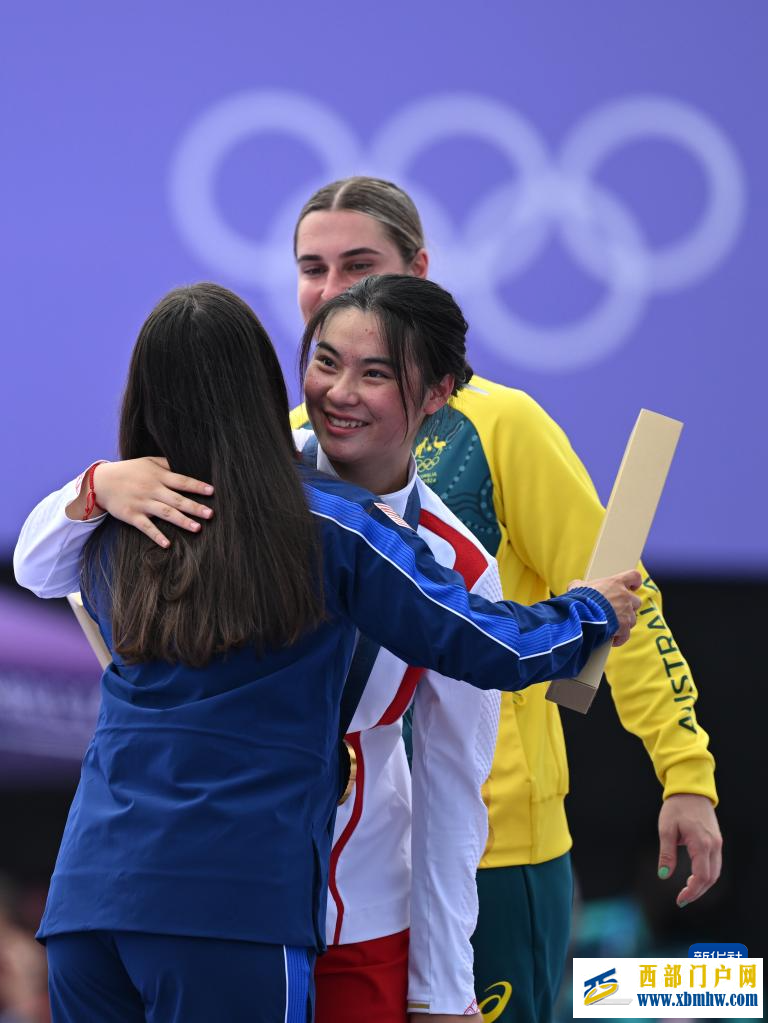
570;569;642;646
74;457;214;548
657;793;723;907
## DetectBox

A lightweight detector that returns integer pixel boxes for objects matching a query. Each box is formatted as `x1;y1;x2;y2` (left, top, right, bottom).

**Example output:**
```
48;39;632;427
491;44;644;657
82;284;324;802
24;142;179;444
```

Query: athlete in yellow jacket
412;380;717;869
409;377;719;1021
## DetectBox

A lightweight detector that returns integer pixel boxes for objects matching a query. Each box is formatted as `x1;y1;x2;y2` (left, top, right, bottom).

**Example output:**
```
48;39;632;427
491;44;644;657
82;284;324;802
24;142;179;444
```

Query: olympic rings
168;90;745;371
168;90;361;287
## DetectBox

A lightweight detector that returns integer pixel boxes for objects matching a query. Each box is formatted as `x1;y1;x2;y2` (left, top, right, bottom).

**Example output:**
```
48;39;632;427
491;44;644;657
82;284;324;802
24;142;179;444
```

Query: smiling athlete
296;275;501;1022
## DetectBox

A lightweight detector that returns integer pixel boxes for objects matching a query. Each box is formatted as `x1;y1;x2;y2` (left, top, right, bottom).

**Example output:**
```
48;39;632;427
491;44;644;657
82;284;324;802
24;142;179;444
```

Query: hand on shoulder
66;457;214;548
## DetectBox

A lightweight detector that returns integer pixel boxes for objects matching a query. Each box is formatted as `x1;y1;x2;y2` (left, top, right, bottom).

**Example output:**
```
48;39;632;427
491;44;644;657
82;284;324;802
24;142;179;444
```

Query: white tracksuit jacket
295;434;501;1014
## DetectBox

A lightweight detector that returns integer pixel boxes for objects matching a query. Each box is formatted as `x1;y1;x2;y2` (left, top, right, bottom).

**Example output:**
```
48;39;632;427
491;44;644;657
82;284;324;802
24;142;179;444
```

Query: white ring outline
559;95;746;291
168;89;746;371
168;89;361;287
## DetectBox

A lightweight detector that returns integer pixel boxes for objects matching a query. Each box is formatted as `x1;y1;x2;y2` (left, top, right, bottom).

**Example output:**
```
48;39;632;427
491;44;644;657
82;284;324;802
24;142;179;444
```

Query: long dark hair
83;283;323;667
299;274;473;428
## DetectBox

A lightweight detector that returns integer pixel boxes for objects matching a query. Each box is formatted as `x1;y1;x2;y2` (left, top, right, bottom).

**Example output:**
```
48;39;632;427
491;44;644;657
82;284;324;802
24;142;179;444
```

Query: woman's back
38;461;622;953
41;486;353;950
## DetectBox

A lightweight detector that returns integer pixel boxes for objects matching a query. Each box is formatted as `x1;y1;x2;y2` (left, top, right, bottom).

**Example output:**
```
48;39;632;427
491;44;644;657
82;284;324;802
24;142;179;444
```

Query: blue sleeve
309;484;618;692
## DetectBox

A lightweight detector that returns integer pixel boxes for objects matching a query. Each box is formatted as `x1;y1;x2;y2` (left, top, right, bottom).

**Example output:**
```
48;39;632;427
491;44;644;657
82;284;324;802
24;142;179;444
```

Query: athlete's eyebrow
315;341;340;356
297;247;383;263
315;340;394;367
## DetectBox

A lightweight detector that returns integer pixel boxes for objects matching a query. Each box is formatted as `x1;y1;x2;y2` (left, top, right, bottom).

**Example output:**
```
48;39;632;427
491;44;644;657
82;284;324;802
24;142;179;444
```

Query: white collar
316;445;418;518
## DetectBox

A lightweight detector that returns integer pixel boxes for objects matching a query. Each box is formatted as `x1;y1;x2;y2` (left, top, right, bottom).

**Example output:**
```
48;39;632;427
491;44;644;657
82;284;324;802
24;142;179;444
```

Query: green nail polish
678;900;688;908
658;866;670;879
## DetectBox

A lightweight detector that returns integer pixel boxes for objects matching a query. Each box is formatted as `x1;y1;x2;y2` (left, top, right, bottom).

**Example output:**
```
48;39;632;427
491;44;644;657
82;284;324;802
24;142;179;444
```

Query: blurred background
1;3;765;1019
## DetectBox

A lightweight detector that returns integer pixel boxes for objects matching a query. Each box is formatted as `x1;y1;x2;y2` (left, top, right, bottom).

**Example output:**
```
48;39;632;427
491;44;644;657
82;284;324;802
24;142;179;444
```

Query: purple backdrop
3;2;765;573
1;2;766;775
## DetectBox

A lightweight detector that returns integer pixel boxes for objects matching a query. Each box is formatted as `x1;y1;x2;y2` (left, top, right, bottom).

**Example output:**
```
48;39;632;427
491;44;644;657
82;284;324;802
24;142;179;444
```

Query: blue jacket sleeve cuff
568;585;619;635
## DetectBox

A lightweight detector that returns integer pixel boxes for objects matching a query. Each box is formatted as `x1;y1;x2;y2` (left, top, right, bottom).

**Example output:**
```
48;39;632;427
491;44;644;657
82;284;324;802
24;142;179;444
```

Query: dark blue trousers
46;931;314;1023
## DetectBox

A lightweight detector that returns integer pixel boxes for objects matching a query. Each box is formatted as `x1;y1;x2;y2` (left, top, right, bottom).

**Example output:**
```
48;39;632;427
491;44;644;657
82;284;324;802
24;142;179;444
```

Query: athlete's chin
323;449;366;482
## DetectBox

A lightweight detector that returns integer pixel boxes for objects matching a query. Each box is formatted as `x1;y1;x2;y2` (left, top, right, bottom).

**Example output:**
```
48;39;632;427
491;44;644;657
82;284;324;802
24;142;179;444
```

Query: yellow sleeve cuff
663;759;718;807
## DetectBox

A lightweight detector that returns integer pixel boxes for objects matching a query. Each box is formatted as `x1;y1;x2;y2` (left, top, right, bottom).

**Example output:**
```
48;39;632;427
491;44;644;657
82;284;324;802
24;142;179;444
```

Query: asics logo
478;980;513;1021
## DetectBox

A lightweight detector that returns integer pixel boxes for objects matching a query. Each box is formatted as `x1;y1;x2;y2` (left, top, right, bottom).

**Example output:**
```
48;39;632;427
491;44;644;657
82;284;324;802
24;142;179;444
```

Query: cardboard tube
546;409;683;713
66;591;111;669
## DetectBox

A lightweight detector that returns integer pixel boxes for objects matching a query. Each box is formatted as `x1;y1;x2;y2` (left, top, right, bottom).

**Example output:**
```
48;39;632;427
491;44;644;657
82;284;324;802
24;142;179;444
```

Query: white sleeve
407;563;502;1015
13;467;108;597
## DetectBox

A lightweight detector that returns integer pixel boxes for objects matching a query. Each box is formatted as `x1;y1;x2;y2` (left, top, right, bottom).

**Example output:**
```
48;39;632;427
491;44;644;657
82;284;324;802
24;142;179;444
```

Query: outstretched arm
14;465;107;596
312;482;640;692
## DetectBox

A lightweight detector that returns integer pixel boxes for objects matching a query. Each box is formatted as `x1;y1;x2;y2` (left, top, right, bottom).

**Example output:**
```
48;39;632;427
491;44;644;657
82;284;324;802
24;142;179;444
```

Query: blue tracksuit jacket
37;467;617;951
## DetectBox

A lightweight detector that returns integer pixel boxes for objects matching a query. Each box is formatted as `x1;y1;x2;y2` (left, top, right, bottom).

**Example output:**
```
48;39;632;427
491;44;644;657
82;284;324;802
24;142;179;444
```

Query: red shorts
314;929;409;1023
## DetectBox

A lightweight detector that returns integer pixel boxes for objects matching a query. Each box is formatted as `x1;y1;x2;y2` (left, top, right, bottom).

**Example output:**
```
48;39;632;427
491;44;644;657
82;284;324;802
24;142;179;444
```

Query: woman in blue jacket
17;282;639;1023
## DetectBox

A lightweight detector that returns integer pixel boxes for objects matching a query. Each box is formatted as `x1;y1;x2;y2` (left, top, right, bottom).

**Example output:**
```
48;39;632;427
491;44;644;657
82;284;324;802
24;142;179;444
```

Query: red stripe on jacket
373;509;489;725
328;505;491;943
328;731;365;945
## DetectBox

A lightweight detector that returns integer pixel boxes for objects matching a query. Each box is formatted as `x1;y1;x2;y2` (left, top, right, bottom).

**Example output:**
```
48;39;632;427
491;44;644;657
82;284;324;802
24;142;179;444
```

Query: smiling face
295;209;428;323
303;306;449;495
